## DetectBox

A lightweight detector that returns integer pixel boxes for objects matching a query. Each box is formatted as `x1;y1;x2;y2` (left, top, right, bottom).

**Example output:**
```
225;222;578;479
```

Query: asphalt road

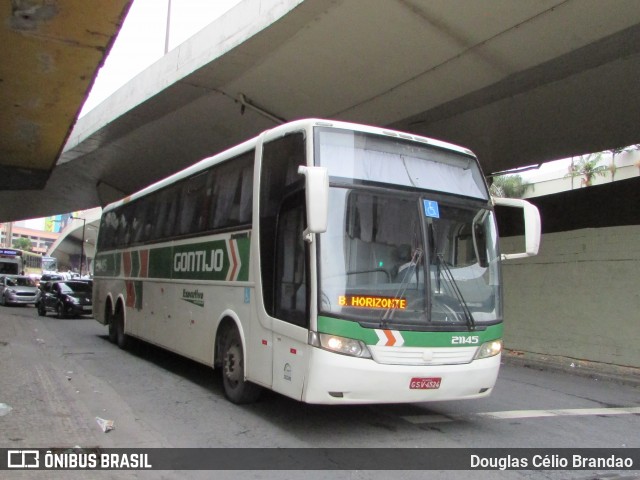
1;305;638;480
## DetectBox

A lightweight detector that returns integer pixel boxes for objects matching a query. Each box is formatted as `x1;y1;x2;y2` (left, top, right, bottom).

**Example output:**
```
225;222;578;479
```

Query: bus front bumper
302;347;501;405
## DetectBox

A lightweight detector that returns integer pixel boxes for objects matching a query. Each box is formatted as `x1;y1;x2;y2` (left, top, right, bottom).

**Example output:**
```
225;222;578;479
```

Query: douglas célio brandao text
470;453;634;470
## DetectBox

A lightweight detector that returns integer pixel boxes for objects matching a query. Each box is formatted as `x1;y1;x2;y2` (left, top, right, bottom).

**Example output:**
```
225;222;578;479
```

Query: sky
80;0;242;114
21;0;241;230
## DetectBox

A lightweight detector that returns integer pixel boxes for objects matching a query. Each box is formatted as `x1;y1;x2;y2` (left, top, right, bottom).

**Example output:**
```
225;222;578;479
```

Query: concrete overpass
0;0;131;196
1;0;639;221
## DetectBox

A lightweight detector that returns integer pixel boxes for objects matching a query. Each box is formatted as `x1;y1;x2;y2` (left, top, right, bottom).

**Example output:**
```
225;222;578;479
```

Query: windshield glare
315;127;488;200
59;282;91;294
318;189;501;330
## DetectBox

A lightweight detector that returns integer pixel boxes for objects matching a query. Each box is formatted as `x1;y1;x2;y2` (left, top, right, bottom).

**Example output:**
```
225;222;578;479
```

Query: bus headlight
475;339;502;359
309;332;372;359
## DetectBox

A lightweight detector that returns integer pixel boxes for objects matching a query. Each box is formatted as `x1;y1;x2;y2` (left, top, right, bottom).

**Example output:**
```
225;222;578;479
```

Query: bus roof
102;119;478;214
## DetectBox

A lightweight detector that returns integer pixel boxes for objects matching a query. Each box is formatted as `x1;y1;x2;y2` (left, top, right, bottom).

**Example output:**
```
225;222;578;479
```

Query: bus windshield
314;127;488;200
42;256;58;273
318;190;501;330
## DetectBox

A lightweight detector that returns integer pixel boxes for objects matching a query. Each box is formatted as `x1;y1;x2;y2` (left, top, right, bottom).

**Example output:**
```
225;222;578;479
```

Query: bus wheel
114;307;129;350
221;327;261;404
107;310;117;344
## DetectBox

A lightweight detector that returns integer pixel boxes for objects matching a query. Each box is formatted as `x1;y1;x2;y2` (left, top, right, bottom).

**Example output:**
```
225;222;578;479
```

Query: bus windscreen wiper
436;253;476;331
380;248;423;327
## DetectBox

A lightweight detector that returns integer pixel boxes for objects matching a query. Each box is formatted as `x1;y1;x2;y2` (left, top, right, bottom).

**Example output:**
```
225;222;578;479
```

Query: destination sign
338;295;407;310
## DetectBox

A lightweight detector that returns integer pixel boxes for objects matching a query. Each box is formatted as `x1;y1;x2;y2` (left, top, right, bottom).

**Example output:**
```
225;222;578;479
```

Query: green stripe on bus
131;250;141;277
148;247;172;278
94;253;121;277
97;235;250;282
317;316;503;347
235;235;250;282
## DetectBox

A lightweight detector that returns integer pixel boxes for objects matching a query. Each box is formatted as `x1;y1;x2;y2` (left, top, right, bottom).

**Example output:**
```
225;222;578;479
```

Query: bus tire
107;310;117;344
114;306;129;350
221;326;261;404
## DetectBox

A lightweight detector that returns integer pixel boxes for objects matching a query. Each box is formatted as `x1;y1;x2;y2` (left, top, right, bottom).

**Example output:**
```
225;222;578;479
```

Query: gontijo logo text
174;249;224;273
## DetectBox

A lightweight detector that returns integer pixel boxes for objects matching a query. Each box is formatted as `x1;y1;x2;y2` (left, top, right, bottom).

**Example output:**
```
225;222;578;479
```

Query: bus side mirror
493;197;541;260
298;166;329;240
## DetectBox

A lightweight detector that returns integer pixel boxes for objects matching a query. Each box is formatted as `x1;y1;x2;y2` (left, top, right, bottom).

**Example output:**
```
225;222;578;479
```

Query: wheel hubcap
224;344;242;384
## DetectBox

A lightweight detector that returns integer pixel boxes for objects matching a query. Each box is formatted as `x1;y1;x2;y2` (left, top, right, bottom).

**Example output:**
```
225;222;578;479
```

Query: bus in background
0;248;47;276
42;256;58;275
92;119;540;405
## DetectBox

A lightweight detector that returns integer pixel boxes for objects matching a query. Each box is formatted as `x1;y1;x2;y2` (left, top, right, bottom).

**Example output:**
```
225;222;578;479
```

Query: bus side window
163;183;181;238
152;188;171;241
208;151;253;230
116;204;134;248
179;171;207;236
238;164;253;224
132;199;150;244
212;163;241;228
210;152;254;229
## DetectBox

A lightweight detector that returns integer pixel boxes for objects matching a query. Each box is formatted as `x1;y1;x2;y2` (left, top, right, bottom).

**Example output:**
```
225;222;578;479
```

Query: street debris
0;403;12;416
95;417;114;433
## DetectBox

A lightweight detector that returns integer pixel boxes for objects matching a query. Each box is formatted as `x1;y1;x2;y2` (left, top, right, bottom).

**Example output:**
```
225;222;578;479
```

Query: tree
565;153;607;187
13;237;33;251
489;174;531;198
606;147;627;182
608;144;640;180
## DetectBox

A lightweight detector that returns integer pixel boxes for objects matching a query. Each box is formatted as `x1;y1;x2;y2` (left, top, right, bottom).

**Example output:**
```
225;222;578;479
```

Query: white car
0;275;39;306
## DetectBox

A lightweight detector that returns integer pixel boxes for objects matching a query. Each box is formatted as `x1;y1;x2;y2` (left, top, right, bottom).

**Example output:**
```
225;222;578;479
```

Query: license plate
409;377;441;390
82;306;92;311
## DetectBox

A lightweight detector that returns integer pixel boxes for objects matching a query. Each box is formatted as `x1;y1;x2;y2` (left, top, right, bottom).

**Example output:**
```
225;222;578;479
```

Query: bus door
270;191;310;400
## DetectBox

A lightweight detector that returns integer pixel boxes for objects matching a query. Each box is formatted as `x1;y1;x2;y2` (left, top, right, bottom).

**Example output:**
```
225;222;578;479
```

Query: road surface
0;305;638;479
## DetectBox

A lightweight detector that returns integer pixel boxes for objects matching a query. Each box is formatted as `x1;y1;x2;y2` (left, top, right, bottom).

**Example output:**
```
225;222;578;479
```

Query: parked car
36;280;93;318
0;275;39;306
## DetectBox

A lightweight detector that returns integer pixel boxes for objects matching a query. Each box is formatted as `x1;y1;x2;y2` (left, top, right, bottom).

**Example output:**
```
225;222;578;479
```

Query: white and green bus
93;119;540;405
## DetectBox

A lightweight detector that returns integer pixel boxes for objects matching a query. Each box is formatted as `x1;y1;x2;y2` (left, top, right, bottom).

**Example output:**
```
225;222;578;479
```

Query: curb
503;350;640;388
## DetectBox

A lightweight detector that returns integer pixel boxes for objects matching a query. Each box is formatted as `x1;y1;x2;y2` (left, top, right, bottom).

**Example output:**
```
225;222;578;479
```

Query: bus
0;248;48;276
93;119;540;405
42;256;58;274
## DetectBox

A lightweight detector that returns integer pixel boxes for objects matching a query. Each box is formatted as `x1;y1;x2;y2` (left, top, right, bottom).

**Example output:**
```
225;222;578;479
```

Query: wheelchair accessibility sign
423;200;440;218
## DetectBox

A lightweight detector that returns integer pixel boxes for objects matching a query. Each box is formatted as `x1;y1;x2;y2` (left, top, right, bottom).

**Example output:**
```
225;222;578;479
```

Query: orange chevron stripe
384;329;396;346
228;240;238;281
140;249;149;278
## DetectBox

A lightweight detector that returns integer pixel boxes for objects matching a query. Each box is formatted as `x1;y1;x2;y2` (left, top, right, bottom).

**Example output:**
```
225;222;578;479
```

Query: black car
40;273;65;282
36;280;93;318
